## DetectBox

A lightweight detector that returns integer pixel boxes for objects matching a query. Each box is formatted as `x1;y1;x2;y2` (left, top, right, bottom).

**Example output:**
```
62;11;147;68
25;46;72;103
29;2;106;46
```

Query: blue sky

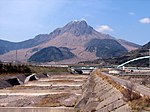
0;0;150;45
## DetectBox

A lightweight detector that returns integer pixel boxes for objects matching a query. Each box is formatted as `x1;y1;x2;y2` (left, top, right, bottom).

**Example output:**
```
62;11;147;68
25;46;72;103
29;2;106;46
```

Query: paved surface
102;72;150;97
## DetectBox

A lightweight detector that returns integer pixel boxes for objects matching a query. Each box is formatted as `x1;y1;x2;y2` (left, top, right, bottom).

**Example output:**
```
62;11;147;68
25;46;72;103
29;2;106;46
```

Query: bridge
117;56;150;68
69;66;99;74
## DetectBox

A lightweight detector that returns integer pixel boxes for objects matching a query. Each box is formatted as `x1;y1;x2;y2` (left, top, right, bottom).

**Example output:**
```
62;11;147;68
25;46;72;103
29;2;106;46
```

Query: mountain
112;41;150;66
28;46;75;62
84;41;149;66
117;39;141;51
0;46;9;55
85;39;128;58
0;34;50;54
142;41;150;49
0;20;140;63
0;40;14;54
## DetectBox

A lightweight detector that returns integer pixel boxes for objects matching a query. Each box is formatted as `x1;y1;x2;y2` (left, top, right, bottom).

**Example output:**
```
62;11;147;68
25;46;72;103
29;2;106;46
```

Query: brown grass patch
35;93;71;107
129;97;150;112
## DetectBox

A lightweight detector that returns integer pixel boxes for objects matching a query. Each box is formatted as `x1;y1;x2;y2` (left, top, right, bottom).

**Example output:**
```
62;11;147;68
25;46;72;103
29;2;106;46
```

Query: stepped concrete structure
75;70;131;112
0;70;133;112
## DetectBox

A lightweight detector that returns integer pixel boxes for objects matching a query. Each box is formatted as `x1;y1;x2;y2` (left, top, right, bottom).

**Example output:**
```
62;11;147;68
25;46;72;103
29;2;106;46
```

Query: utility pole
16;50;18;63
149;48;150;68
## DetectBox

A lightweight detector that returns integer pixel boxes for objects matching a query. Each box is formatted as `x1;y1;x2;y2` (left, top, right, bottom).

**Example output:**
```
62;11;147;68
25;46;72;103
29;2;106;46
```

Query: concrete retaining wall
0;107;74;112
0;73;49;89
0;70;131;112
75;70;131;112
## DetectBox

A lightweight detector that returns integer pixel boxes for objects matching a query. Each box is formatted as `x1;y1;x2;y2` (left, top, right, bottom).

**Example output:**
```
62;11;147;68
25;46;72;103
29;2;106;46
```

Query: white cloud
129;12;135;16
139;18;150;24
95;25;113;32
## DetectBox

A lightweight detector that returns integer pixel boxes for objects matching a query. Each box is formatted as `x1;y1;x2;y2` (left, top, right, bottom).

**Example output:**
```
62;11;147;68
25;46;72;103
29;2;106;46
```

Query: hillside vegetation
29;66;68;73
81;41;150;67
85;39;128;58
0;63;31;74
28;46;75;62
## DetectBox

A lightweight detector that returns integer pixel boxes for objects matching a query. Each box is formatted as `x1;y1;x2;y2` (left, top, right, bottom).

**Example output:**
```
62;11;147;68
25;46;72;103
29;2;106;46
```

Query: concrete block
96;94;123;110
112;104;131;112
96;99;126;112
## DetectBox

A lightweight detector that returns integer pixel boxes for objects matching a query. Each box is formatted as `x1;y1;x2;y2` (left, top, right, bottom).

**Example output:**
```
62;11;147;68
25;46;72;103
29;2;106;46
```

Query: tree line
0;63;31;74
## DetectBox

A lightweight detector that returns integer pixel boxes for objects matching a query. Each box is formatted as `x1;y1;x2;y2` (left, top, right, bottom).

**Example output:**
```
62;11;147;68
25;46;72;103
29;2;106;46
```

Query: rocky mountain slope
0;20;140;63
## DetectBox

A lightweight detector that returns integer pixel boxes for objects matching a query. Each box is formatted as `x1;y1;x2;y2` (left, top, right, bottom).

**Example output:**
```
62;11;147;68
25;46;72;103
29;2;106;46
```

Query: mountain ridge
0;20;141;63
83;41;149;66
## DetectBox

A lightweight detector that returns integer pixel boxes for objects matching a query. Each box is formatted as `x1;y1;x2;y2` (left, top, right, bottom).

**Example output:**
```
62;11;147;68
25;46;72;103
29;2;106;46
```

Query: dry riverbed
0;74;88;110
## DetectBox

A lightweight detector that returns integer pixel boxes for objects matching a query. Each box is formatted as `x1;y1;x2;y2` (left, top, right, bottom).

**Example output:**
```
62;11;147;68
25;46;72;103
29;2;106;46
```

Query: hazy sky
0;0;150;45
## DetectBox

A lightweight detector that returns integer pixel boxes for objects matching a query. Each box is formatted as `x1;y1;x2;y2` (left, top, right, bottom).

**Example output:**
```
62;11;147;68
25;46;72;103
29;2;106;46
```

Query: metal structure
15;50;18;62
69;66;98;74
149;49;150;67
117;56;150;68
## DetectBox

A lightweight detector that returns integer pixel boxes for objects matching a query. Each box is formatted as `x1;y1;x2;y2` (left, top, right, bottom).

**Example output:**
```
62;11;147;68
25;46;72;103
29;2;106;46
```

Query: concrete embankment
0;70;132;112
0;107;74;112
0;74;88;112
75;70;131;112
0;73;48;89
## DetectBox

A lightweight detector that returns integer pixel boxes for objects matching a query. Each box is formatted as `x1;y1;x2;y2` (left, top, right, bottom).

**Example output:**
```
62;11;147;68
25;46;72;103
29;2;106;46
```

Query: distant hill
115;41;150;65
85;39;128;58
117;39;141;51
0;34;50;54
82;41;149;67
28;46;75;62
142;41;150;49
0;40;13;54
0;20;141;63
